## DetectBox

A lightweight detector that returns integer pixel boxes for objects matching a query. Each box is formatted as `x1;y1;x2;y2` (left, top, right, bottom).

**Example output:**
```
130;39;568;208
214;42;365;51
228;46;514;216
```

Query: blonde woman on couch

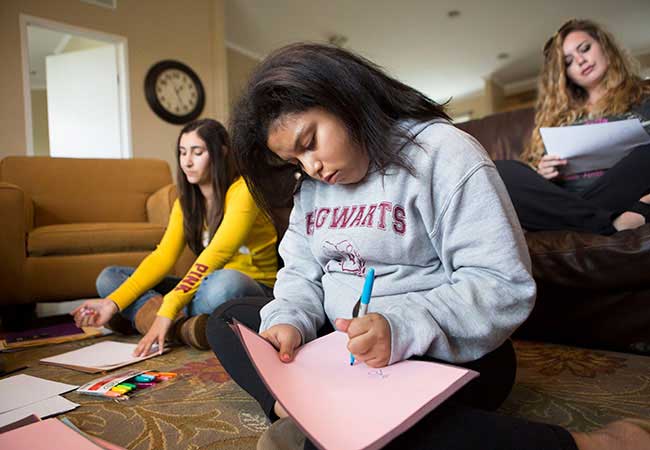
72;119;277;355
496;19;650;235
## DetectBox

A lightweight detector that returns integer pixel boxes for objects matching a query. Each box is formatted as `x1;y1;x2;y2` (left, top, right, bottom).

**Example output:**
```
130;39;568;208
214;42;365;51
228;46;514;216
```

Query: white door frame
19;14;132;158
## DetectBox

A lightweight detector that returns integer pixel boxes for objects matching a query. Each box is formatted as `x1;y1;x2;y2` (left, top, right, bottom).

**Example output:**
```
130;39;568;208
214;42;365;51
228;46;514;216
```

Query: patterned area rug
502;341;650;430
3;336;649;449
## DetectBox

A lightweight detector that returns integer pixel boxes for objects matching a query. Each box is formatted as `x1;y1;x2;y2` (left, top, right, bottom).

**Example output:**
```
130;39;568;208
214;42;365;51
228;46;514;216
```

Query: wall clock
144;60;205;124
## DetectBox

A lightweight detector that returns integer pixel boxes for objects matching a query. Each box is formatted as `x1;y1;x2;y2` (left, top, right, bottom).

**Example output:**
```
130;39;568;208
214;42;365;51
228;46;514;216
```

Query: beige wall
30;89;49;156
446;91;490;122
227;47;260;111
449;51;650;122
0;0;228;174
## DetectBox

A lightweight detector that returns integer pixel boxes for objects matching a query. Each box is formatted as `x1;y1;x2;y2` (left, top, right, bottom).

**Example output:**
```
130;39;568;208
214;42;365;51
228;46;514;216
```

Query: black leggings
495;144;650;235
207;298;577;450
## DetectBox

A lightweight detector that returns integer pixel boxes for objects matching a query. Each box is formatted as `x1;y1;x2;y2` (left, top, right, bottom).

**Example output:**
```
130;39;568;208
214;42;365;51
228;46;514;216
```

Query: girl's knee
95;266;125;297
203;270;259;300
206;299;243;338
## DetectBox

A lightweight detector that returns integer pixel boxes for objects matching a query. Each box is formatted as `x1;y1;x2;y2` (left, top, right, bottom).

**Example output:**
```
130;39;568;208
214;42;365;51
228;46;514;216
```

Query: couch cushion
456;108;535;160
0;157;172;227
28;223;165;256
525;223;650;289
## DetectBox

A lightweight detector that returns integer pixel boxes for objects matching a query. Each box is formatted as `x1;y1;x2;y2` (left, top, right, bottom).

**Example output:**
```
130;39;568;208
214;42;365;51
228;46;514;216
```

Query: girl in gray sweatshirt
206;43;649;450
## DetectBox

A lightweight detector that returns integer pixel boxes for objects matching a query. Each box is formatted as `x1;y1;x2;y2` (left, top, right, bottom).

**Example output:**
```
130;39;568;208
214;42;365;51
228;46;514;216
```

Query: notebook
234;322;479;450
39;341;167;373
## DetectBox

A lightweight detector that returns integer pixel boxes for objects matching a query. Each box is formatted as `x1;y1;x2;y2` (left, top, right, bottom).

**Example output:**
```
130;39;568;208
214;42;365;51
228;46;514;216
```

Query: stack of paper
234;322;479;450
40;341;166;373
0;374;79;427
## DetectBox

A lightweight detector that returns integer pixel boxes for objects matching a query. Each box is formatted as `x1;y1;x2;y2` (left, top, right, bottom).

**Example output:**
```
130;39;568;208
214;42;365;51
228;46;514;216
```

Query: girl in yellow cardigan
72;119;277;355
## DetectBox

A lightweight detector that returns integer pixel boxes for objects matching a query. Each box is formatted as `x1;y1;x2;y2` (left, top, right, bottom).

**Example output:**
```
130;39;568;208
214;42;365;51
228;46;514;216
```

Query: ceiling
225;0;650;102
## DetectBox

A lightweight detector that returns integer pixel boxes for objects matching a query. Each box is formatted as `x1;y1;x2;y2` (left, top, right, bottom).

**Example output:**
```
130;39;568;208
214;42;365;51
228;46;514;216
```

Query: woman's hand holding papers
134;316;172;357
71;298;118;328
536;154;568;179
336;314;391;368
260;324;302;363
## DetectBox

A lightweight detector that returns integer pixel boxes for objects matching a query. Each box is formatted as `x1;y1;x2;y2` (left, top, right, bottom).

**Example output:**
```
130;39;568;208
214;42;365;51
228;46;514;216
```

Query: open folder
233;322;479;450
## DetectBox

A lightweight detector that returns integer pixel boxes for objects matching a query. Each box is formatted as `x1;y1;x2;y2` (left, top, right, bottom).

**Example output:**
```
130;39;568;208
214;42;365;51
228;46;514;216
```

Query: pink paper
235;322;478;450
0;418;102;449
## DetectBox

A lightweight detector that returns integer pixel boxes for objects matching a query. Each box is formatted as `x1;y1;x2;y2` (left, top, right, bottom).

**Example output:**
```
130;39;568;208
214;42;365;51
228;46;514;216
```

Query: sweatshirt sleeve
108;200;186;310
157;179;260;319
259;196;326;343
380;163;536;364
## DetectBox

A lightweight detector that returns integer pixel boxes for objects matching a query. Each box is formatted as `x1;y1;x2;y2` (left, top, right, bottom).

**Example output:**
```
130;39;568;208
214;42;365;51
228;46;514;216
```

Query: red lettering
315;207;331;228
195;263;208;273
377;202;392;230
393;205;406;234
330;206;357;228
174;284;192;293
349;206;366;227
360;204;377;227
182;275;200;286
306;212;315;235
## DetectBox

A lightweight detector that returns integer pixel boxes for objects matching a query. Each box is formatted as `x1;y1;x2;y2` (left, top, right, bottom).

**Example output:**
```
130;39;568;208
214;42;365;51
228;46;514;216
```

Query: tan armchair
0;156;185;309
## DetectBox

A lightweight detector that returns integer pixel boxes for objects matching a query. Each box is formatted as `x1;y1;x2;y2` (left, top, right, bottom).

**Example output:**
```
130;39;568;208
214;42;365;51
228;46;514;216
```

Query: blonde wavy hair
521;19;650;166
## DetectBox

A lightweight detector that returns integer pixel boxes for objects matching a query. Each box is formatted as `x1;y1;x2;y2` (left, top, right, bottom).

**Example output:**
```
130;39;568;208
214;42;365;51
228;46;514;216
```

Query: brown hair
176;119;238;255
521;19;650;166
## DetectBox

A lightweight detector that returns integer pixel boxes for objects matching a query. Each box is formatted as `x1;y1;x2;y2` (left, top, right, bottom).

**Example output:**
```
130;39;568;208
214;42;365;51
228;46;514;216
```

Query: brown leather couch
0;157;192;315
457;109;650;355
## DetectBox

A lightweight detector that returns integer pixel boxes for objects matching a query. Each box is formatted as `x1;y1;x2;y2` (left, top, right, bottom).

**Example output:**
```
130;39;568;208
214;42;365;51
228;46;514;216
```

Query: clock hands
171;79;186;111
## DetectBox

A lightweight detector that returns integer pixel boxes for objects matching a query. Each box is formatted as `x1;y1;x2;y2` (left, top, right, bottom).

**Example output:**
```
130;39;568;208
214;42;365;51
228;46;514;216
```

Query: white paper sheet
0;396;79;428
539;118;650;174
39;341;163;372
0;374;77;414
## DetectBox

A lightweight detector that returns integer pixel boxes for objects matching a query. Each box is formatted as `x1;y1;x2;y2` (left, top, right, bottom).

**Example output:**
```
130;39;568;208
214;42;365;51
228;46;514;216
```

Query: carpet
3;335;649;449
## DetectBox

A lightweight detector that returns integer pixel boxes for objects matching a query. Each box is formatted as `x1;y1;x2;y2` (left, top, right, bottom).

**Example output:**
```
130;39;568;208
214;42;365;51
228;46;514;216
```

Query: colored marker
134;374;155;383
350;268;375;366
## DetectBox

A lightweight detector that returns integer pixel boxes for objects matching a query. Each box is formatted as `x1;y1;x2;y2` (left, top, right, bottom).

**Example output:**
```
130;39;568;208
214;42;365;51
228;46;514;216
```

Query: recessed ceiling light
447;10;461;18
497;52;510;60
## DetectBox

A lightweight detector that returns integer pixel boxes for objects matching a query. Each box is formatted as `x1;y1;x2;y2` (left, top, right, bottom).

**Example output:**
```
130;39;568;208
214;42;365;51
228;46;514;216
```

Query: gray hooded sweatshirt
260;120;536;364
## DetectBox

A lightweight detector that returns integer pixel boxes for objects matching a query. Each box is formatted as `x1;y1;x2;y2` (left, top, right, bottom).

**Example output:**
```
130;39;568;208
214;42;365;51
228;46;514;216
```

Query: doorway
20;15;132;158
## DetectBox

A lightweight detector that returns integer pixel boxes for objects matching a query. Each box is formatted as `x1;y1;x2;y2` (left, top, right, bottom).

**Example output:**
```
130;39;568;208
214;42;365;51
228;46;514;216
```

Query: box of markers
77;369;176;398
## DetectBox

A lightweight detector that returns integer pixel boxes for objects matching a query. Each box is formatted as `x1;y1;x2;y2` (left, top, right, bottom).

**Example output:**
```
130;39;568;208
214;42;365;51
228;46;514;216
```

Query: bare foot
273;401;288;418
614;212;645;231
613;193;650;231
571;419;650;450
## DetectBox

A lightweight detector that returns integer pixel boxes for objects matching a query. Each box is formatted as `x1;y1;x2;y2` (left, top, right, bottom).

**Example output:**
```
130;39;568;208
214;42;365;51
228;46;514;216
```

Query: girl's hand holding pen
336;314;391;368
260;324;302;363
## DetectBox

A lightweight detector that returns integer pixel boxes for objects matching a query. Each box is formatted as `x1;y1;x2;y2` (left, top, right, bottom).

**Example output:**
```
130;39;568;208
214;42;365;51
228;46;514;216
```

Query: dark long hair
230;42;449;216
176;119;237;255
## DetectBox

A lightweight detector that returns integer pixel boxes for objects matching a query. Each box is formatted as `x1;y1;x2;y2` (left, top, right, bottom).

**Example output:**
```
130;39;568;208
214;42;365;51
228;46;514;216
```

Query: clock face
155;68;199;116
145;60;205;124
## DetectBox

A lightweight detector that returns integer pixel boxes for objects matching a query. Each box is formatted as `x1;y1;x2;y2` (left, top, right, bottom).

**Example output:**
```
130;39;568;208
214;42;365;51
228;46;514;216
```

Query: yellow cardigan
108;177;277;320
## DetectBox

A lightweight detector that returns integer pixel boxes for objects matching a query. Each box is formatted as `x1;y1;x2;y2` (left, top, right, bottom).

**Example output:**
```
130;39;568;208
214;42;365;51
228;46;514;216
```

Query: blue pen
350;268;375;366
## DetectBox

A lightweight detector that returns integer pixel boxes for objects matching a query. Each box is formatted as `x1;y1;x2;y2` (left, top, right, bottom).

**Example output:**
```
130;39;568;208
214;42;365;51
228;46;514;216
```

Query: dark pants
207;298;577;450
495;144;650;235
